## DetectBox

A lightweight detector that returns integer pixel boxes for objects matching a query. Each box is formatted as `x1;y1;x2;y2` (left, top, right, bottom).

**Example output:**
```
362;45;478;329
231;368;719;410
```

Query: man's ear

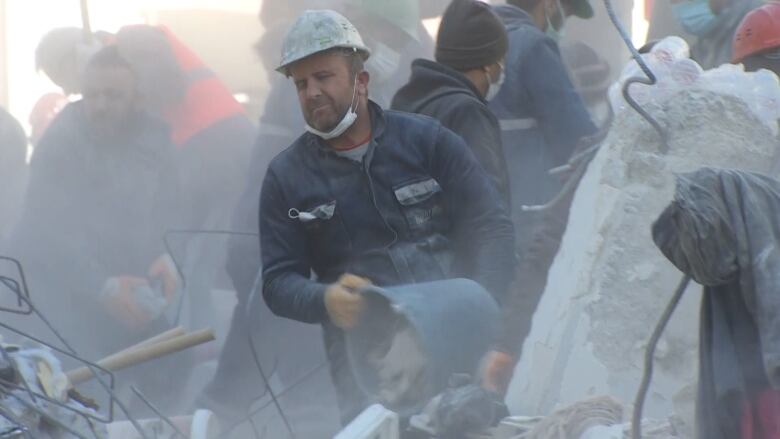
357;70;370;97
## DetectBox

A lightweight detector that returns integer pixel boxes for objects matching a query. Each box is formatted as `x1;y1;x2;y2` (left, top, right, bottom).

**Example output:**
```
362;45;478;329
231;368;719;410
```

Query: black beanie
435;0;509;71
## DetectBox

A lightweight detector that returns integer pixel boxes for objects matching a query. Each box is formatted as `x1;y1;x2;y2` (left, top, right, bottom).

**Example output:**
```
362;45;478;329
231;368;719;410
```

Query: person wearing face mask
392;0;526;395
392;1;519;399
489;0;596;259
485;0;597;386
260;10;515;424
345;0;435;107
194;2;433;430
392;0;510;204
732;2;780;179
672;0;764;69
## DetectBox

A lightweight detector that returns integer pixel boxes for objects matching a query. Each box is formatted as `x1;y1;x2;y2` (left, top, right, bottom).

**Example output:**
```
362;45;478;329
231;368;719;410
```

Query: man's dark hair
35;27;83;73
85;45;133;72
337;48;366;77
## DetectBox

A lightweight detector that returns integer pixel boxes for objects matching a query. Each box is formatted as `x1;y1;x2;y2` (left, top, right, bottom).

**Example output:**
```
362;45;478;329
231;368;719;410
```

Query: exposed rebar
631;275;691;439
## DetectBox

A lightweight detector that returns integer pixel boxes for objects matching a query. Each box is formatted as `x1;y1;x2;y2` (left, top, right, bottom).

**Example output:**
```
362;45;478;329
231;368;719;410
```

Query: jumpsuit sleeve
522;39;597;163
259;167;329;324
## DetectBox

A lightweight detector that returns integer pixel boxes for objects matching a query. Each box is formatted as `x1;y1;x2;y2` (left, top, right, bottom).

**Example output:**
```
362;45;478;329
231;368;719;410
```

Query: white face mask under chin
545;0;567;42
305;76;360;140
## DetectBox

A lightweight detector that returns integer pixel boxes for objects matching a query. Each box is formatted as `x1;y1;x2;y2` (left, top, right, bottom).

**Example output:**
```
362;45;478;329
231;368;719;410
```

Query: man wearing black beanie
392;0;517;397
490;0;596;251
392;0;510;204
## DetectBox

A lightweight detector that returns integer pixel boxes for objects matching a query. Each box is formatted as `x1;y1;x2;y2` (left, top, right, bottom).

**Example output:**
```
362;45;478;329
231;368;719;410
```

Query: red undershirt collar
332;131;372;151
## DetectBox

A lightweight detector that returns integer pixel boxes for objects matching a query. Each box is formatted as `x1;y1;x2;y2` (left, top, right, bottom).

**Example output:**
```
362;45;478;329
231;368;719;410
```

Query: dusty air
1;0;779;438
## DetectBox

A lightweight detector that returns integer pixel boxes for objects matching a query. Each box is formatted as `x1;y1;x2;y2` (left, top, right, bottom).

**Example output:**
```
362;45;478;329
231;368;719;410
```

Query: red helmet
733;2;780;64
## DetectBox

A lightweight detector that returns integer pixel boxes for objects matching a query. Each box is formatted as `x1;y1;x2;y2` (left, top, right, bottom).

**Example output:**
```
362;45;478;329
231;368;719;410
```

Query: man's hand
324;274;371;329
480;350;516;396
148;254;179;302
100;276;162;330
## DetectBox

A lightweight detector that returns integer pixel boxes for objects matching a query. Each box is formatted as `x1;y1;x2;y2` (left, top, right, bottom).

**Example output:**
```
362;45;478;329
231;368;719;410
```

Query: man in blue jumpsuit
490;0;597;255
260;10;515;424
487;0;598;385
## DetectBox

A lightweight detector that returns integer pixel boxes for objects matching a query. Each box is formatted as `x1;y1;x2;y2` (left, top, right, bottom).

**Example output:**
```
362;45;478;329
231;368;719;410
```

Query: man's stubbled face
289;51;357;132
81;65;136;141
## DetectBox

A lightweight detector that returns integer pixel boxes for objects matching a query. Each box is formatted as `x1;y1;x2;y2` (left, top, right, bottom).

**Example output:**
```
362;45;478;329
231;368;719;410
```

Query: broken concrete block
509;70;779;427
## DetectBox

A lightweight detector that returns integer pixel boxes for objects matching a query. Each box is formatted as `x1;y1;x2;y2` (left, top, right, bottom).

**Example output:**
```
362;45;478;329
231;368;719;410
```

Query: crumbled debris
0;346;107;439
367;317;429;409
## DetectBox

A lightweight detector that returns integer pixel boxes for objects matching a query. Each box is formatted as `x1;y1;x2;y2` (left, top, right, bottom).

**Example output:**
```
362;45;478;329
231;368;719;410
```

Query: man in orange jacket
6;47;182;405
35;25;255;233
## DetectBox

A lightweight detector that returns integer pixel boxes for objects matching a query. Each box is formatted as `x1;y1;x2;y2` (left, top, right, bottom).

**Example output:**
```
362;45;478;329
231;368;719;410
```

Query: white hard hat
277;9;371;76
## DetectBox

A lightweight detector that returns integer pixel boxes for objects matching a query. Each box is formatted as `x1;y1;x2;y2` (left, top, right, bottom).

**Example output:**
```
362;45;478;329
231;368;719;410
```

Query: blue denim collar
305;99;387;166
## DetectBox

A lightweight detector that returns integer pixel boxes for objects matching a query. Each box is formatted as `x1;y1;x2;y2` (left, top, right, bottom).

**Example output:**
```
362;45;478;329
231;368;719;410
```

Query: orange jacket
122;25;246;147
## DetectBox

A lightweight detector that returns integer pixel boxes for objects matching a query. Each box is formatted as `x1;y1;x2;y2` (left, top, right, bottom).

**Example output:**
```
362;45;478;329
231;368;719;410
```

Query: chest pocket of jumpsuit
293;200;350;263
394;177;445;236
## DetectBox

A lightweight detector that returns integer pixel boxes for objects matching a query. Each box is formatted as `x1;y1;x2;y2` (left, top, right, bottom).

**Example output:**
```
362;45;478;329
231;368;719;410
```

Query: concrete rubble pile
0;341;220;439
0;346;108;438
487;396;681;439
106;411;219;439
508;37;780;436
0;323;220;439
